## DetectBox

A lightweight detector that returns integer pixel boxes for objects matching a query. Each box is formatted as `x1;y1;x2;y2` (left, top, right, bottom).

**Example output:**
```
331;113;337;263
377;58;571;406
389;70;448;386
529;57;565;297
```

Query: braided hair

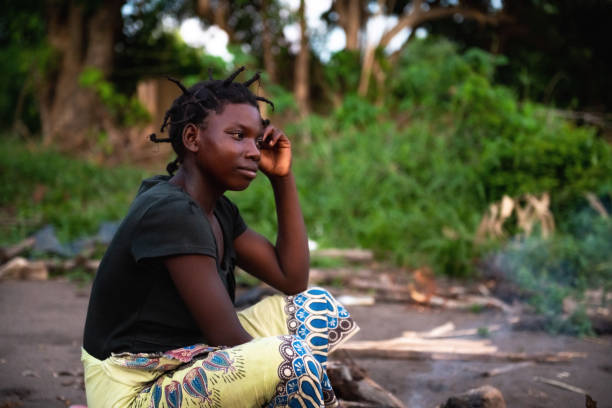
149;67;274;175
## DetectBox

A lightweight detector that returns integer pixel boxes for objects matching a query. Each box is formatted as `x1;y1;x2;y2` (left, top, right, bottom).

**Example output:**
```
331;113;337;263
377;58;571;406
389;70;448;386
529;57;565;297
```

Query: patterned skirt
81;287;359;408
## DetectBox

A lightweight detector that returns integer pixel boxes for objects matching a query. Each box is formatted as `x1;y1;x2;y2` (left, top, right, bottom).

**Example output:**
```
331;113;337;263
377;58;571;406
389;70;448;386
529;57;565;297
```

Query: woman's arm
234;126;309;295
165;254;253;346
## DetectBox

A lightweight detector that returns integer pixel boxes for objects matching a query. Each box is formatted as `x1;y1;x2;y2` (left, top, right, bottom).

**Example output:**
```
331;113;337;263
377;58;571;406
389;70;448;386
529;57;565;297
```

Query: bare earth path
1;280;611;408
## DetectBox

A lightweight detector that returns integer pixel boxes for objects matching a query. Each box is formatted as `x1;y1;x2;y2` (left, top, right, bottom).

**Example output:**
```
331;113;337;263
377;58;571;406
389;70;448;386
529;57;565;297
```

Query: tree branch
379;4;511;49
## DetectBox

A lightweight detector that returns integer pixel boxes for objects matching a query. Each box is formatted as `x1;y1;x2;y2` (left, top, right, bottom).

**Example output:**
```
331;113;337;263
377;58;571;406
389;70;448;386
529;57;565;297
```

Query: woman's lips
237;167;258;178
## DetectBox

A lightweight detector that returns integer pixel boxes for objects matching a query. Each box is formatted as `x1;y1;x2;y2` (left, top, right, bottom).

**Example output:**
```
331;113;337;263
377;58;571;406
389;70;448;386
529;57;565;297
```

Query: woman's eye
255;137;264;149
229;131;244;140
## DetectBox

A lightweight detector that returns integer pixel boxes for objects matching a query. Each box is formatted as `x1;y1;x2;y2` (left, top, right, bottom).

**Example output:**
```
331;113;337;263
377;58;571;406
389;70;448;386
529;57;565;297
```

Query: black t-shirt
83;175;247;360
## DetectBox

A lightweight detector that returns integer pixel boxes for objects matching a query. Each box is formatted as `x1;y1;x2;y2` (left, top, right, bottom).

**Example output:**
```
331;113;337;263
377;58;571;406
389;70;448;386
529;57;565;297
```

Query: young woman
81;67;359;408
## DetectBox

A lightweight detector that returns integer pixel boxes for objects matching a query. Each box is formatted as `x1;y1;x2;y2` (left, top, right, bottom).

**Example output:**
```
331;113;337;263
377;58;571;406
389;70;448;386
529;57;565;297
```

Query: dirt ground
0;279;611;408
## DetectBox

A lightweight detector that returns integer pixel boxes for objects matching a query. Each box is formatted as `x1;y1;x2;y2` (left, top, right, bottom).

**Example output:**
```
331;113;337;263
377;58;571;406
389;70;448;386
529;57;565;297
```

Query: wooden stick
336;347;586;363
43;258;100;273
342;337;498;353
481;361;534;377
337;401;380;408
311;248;373;262
309;268;374;283
533;376;588;395
328;359;406;408
403;322;504;339
0;237;35;262
0;257;48;280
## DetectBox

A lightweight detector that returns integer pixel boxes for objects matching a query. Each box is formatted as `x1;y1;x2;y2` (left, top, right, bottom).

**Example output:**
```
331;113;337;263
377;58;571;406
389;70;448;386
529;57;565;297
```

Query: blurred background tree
1;1;611;331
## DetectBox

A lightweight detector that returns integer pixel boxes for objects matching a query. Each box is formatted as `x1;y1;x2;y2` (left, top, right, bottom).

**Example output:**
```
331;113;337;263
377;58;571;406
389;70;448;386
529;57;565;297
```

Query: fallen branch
403;321;507;339
337;402;382;408
0;255;102;281
0;237;36;263
337;336;585;363
320;271;515;312
481;361;535;377
0;257;48;280
427;294;515;314
550;109;612;129
341;336;498;354
328;357;406;408
44;258;100;273
533;376;587;395
311;248;374;263
309;268;375;284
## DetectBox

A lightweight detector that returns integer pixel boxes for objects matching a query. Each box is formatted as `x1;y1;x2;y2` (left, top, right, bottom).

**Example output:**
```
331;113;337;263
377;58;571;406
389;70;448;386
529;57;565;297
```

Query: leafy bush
389;38;507;112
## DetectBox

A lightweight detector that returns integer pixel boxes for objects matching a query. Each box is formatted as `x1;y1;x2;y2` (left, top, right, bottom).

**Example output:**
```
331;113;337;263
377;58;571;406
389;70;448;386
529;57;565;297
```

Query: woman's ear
182;123;200;153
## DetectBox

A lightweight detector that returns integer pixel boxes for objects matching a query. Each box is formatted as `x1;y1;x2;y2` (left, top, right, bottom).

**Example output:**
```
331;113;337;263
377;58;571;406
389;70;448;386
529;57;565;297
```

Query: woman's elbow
283;285;307;296
282;275;309;295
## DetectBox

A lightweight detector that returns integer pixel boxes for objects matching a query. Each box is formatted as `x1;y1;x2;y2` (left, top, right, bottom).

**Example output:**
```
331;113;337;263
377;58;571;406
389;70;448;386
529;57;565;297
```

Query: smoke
480;204;612;335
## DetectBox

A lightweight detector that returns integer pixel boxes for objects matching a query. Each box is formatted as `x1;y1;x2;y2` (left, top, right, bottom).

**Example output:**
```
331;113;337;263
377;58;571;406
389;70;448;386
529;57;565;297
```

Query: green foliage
389;38;506;112
310;256;347;269
477;326;489;337
232;38;612;282
0;4;50;132
0;138;147;245
263;81;298;116
324;50;361;95
332;94;383;130
79;67;150;127
235;268;260;288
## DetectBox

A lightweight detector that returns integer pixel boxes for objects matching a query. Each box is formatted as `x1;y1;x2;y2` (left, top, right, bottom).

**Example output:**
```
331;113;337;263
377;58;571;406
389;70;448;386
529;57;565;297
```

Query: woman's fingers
262;125;275;144
268;129;283;147
261;126;285;149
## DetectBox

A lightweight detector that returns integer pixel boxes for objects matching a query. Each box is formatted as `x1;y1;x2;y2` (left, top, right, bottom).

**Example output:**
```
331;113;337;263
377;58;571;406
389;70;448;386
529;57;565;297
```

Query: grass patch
0;138;147;245
309;256;347;269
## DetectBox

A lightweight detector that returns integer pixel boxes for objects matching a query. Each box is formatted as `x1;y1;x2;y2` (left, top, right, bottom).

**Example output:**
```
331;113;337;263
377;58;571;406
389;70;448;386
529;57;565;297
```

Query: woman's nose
245;139;260;161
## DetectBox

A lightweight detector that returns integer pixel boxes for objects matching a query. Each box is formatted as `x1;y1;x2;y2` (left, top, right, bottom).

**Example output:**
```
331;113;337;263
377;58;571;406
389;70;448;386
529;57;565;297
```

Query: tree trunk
261;0;278;83
40;0;123;150
294;0;310;116
196;0;235;42
335;0;363;51
357;0;384;97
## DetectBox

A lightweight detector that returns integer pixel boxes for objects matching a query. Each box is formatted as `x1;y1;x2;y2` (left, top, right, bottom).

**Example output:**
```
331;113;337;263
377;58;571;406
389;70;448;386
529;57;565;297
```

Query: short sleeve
131;197;217;263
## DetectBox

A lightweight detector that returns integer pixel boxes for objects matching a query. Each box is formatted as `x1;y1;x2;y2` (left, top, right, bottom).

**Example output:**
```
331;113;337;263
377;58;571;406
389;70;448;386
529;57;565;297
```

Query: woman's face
196;103;265;191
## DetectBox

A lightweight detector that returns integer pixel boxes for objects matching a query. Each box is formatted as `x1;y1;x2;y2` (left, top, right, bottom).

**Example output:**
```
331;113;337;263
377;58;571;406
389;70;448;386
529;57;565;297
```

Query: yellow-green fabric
82;288;359;408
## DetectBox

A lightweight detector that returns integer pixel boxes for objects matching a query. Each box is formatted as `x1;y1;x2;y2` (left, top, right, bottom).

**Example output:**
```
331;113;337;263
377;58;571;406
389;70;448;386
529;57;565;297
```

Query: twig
533;376;587;395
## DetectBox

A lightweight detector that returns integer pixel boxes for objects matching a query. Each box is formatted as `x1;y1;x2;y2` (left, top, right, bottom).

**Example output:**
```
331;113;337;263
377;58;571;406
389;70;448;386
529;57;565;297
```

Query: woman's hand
258;125;291;178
